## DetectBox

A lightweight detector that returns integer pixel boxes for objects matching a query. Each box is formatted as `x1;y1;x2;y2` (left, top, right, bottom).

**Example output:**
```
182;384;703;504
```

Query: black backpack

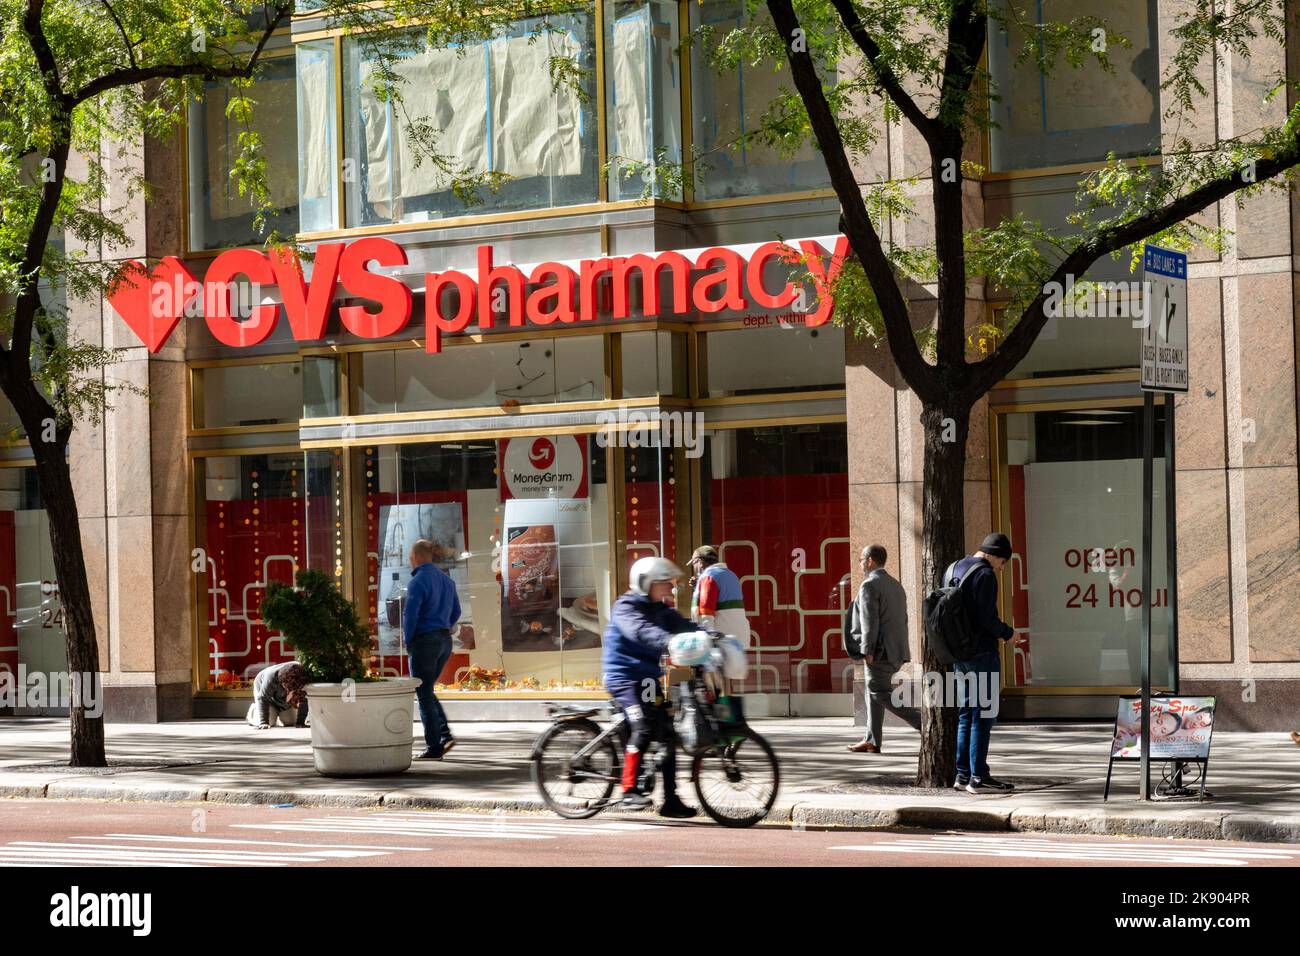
923;559;983;664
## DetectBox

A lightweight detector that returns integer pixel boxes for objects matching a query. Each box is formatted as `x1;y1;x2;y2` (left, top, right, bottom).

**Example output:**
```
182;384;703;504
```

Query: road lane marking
90;833;415;852
831;834;1299;866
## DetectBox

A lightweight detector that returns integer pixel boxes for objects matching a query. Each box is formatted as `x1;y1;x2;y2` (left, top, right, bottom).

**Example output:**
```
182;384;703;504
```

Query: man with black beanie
944;532;1024;793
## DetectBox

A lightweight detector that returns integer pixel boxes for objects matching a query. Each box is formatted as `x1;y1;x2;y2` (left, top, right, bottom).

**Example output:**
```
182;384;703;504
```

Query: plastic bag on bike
676;692;717;752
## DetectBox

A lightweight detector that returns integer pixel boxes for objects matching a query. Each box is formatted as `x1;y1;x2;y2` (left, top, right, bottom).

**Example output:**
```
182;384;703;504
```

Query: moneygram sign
108;236;850;354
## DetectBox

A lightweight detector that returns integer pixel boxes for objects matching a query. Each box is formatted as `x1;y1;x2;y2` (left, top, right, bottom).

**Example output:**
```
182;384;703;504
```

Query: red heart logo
107;257;197;352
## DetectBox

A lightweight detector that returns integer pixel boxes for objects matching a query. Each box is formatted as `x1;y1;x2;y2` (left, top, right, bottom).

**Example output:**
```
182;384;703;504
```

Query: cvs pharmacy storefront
165;235;855;716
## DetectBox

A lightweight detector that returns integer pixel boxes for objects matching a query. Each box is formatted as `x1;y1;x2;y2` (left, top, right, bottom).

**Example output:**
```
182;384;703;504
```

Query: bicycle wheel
692;726;779;828
531;719;620;819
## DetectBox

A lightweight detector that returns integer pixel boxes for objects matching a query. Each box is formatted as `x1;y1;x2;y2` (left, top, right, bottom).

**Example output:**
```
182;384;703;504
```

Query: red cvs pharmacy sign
107;236;850;353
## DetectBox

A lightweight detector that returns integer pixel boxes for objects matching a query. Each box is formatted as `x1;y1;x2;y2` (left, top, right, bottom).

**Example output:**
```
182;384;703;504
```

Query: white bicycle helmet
629;556;683;596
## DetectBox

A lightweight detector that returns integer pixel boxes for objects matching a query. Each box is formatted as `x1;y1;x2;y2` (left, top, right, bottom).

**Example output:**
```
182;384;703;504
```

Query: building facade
0;0;1296;729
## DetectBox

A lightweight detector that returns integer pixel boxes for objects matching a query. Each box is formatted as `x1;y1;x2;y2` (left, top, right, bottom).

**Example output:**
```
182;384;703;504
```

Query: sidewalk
2;717;1299;843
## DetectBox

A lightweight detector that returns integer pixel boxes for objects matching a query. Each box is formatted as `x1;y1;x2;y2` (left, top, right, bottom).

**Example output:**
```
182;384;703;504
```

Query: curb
2;783;1297;843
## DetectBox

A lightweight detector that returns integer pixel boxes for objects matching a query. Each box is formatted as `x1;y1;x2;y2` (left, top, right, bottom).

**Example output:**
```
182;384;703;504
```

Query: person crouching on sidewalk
247;661;310;729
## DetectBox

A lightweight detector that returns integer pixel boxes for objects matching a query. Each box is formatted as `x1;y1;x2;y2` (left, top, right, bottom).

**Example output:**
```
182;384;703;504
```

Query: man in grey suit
846;544;920;753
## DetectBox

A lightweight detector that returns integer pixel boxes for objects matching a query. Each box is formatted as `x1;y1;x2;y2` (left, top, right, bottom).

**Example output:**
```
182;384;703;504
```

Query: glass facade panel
302;356;342;419
297;39;339;233
0;467;66;712
196;450;343;690
194;362;308;428
690;0;830;200
188;55;300;250
987;0;1160;172
620;330;685;397
998;405;1170;688
358;336;605;414
342;9;599;227
698;423;850;696
705;325;844;396
606;0;684;201
361;437;612;690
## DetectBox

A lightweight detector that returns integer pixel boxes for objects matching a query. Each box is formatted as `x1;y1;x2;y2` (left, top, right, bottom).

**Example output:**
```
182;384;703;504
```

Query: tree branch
98;0;138;70
9;2;292;371
766;0;938;402
72;4;291;105
827;0;937;147
968;145;1300;396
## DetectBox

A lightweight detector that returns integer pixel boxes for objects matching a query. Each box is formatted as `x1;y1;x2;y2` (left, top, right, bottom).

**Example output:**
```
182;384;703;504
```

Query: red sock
622;748;641;791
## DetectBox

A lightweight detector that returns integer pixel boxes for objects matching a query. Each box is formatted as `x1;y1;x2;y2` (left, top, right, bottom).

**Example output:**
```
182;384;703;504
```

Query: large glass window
360;436;614;690
690;0;830;200
704;325;844;396
188;54;301;250
607;0;683;201
987;0;1160;172
193;357;340;429
297;39;340;233
699;423;850;696
343;9;599;227
620;330;686;397
997;404;1170;689
0;467;65;712
358;336;605;415
196;450;342;690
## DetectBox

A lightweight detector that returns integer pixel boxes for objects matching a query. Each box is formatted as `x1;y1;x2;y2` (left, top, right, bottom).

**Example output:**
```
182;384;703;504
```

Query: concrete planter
306;677;420;777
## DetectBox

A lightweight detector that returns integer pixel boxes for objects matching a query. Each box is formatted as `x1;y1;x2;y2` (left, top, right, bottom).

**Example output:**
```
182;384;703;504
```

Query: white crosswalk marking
831;834;1300;866
0;811;659;867
231;812;659;843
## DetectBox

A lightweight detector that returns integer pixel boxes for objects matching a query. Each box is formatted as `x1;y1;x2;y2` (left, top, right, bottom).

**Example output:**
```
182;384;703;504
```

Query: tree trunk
916;401;970;787
30;430;106;767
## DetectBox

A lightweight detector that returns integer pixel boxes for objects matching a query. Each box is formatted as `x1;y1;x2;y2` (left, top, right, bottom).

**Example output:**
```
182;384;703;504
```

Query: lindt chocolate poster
500;497;603;652
376;502;473;655
1111;696;1216;760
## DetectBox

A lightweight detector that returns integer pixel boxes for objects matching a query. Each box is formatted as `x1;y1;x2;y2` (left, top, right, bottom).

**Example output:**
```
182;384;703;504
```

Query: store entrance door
992;395;1175;718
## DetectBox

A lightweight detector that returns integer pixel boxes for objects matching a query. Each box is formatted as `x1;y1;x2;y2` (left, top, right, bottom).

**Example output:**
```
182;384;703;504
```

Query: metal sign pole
1140;390;1155;801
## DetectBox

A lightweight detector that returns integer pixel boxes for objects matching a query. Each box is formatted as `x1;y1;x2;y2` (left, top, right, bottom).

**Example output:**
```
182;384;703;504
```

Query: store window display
195;450;342;690
698;423;850;696
360;436;639;691
997;405;1171;689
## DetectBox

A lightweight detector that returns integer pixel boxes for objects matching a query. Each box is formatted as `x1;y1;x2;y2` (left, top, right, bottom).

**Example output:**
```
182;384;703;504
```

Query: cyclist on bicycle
602;556;699;819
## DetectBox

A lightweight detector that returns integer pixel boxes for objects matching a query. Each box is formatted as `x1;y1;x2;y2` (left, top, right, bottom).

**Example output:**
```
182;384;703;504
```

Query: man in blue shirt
404;538;462;759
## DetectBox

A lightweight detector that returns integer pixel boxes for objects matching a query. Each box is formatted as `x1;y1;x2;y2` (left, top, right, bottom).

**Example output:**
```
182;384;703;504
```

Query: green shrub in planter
262;569;373;684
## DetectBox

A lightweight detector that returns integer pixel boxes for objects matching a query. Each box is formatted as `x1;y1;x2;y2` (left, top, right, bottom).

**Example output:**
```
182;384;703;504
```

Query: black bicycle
530;649;779;828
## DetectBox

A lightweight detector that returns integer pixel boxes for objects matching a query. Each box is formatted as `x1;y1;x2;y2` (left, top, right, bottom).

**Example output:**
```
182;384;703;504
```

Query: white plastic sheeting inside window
353;30;584;219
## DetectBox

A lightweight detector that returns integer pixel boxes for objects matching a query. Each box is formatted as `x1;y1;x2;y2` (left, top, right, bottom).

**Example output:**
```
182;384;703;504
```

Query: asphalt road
0;799;1297;867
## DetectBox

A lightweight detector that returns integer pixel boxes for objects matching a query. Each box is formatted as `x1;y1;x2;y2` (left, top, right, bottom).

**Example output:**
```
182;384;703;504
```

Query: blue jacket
946;556;1013;656
402;562;461;643
601;591;697;688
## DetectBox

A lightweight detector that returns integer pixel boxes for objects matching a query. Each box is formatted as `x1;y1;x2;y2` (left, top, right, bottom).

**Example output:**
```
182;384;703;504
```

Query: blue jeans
408;629;453;753
954;651;1000;781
